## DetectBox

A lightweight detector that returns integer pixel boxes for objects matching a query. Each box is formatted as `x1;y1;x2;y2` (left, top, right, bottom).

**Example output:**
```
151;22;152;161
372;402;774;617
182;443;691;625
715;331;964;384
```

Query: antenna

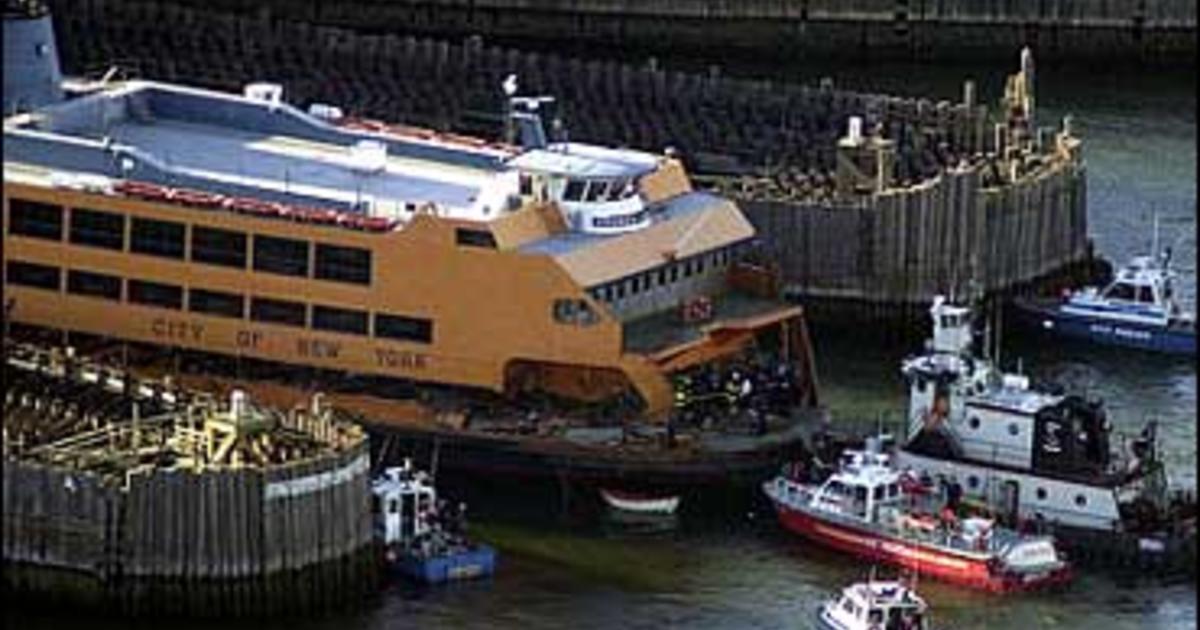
1151;210;1161;260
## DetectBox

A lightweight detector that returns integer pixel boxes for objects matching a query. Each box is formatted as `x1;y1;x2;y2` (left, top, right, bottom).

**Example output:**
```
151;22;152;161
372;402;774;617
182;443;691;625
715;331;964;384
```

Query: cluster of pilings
2;341;378;617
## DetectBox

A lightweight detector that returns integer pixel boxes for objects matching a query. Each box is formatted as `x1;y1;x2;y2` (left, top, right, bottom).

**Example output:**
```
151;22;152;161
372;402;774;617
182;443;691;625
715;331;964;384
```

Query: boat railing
111;179;404;233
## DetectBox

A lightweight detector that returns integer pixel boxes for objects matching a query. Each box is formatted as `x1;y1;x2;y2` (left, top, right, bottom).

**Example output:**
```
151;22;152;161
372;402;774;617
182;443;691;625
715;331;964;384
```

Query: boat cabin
1066;253;1189;324
821;580;930;630
371;459;437;546
811;448;905;522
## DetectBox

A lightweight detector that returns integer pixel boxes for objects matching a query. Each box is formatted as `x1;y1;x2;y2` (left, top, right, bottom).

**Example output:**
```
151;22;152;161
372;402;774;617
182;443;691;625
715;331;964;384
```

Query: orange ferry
4;71;818;432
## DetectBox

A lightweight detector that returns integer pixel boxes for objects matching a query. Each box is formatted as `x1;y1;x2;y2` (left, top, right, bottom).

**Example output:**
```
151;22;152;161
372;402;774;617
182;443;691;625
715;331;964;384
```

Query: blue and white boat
372;459;497;583
1014;248;1195;355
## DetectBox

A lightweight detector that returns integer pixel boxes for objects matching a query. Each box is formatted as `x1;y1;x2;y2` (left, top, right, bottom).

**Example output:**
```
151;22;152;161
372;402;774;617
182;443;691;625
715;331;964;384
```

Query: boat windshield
1104;282;1137;301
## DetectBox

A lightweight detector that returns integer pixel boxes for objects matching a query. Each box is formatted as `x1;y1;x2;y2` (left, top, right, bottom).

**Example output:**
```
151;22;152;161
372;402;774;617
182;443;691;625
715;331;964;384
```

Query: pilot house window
131;217;185;259
69;208;125;250
253;235;310;277
8;198;63;240
563;180;587;202
552;299;598;326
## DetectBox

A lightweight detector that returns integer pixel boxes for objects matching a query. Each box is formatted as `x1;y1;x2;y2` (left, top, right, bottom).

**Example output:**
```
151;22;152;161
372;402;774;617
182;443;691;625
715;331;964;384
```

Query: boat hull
391;545;497;583
769;500;1070;593
600;488;681;514
1013;298;1195;355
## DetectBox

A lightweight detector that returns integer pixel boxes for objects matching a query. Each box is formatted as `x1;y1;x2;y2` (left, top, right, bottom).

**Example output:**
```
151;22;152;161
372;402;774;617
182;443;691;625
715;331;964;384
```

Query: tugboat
817;573;933;630
372;459;497;583
764;440;1072;593
1013;244;1195;355
894;296;1195;568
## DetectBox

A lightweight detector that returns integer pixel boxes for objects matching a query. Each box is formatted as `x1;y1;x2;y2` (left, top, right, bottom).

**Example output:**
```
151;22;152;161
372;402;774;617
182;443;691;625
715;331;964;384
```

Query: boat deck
5;81;506;215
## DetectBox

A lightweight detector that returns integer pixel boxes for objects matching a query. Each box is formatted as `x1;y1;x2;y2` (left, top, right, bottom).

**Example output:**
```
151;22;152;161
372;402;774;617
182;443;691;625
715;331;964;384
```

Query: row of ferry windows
6;260;432;343
6;198;372;285
588;246;737;303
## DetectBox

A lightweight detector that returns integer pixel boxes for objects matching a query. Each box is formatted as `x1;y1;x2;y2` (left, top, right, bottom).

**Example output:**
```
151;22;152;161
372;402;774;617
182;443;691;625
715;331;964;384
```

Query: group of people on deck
670;354;800;435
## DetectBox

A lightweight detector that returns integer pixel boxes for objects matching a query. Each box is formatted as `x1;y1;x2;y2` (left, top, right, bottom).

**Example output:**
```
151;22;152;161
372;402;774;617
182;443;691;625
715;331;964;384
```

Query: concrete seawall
162;0;1194;65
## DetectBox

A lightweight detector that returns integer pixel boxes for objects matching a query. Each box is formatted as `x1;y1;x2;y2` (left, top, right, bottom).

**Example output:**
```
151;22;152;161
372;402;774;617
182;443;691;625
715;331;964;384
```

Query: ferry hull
769;500;1070;593
1014;298;1195;355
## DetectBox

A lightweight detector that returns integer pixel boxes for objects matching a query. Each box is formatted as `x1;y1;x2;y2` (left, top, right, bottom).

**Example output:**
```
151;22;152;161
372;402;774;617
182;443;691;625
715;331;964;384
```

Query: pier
66;0;1198;65
2;342;377;616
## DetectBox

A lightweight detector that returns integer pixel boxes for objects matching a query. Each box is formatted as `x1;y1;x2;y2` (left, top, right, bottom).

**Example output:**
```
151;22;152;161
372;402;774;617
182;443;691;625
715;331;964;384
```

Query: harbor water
6;60;1195;630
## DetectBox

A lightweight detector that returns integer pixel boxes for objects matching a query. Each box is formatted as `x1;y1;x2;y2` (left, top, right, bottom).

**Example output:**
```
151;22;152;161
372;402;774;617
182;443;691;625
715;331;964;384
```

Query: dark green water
6;61;1195;629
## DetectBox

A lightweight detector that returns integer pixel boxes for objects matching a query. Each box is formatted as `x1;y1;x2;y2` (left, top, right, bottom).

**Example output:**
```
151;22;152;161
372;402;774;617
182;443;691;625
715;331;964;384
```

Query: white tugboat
816;574;932;630
893;296;1188;547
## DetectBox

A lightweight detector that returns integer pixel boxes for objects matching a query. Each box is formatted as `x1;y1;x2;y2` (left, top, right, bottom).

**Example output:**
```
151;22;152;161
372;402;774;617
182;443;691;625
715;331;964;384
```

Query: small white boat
816;575;932;630
599;488;681;514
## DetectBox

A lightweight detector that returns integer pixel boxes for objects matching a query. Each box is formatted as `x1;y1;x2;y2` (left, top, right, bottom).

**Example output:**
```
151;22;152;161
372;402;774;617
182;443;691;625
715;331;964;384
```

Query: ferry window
69;208;125;250
563;179;586;202
315;243;371;285
697;258;705;274
968;416;980;430
455;228;497;249
253;235;310;277
5;260;60;290
670;265;679;283
967;475;979;489
615;283;626;300
1075;494;1087;507
191;226;247;268
250;297;307;327
67;269;121;301
7;198;63;240
375;313;433;344
189;288;244;319
1137;286;1154;303
518;174;533;196
313;305;369;336
130;217;185;259
1008;423;1020;436
552;299;597;326
128;279;183;310
873;486;884;501
1036;488;1048;501
657;268;666;285
1106;283;1136;301
887;483;899;498
584;180;607;202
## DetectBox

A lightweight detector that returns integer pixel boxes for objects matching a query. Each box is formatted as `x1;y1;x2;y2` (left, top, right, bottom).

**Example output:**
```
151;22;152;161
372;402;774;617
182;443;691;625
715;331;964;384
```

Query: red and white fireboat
763;444;1073;593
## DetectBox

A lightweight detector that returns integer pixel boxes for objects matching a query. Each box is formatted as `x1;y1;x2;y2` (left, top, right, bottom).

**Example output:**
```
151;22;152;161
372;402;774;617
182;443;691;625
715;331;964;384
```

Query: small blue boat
372;460;497;584
1014;248;1195;356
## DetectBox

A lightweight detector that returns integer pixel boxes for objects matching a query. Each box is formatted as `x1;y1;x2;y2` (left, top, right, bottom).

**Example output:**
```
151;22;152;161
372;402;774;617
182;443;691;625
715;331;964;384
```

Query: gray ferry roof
3;80;510;214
